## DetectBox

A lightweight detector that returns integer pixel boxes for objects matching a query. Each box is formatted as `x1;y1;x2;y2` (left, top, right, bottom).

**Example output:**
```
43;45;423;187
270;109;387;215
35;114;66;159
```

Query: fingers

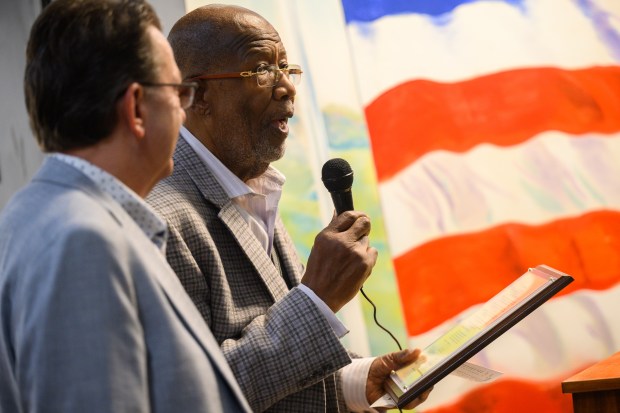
420;387;433;402
366;245;378;269
383;348;421;372
359;234;369;247
301;209;377;312
369;349;422;384
365;349;427;409
402;386;433;410
330;210;371;236
391;350;431;409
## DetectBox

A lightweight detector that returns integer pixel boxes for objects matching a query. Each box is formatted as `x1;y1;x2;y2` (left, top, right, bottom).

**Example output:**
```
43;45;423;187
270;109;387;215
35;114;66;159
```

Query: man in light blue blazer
0;0;251;412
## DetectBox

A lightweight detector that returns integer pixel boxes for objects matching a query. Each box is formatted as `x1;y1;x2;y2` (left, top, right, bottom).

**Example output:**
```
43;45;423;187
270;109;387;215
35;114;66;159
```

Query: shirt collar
50;153;168;250
179;126;285;200
179;127;285;254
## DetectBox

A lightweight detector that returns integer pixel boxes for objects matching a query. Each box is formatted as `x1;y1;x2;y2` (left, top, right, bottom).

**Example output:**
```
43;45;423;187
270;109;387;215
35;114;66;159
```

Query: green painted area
275;105;408;356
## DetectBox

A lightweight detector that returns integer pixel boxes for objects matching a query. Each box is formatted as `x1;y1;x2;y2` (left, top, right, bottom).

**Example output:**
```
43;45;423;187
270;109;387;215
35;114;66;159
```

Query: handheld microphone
320;157;404;351
321;158;354;215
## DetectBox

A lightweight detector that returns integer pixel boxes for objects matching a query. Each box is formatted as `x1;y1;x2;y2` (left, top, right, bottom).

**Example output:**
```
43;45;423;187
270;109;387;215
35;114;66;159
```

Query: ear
190;84;211;116
119;82;147;140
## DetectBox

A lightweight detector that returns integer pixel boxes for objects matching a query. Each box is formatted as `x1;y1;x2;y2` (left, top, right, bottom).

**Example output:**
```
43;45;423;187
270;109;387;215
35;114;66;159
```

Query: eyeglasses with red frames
187;64;303;88
140;81;198;109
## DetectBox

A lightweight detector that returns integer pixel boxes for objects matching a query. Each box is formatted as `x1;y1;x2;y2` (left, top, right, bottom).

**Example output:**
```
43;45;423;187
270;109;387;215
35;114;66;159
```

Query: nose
272;70;296;102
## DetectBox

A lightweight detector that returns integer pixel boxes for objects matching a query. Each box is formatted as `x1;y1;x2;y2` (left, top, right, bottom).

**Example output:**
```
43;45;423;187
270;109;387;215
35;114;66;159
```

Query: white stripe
409;283;620;409
380;132;620;257
346;0;620;105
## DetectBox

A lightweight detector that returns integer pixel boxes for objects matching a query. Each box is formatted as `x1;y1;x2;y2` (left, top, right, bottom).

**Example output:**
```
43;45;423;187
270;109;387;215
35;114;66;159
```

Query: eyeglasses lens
256;66;302;87
178;85;195;109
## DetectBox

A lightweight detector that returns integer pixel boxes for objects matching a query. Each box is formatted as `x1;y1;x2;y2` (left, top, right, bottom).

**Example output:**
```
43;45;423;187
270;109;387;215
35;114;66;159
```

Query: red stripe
365;66;620;182
394;209;620;336
424;374;580;413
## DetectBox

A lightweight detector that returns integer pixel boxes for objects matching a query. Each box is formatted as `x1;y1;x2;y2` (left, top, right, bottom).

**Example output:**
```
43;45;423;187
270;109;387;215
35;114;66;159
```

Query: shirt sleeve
341;357;380;412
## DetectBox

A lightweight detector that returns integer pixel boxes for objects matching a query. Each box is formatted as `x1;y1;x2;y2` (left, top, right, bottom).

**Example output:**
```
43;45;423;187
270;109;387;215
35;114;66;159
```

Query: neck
63;136;154;198
183;118;267;183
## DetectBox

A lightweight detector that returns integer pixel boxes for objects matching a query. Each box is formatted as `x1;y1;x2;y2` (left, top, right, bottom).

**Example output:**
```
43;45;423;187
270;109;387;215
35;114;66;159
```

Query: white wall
0;0;43;209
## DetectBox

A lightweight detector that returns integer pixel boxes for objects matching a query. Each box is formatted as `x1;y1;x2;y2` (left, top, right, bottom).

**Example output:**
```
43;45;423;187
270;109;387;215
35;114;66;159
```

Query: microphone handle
330;189;354;215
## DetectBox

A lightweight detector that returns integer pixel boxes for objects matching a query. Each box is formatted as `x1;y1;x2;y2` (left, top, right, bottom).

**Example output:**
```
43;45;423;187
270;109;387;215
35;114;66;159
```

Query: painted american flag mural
341;0;620;411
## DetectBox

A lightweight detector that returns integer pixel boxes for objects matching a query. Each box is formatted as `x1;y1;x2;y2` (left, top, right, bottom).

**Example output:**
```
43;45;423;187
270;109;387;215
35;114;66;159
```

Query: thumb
390;348;421;370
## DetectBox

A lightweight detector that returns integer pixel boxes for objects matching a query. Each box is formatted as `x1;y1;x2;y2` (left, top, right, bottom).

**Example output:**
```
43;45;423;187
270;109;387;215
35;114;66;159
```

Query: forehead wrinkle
239;42;287;63
225;13;284;62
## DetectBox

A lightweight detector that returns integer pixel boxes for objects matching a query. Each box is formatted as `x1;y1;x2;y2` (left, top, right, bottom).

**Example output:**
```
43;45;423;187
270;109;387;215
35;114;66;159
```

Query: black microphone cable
321;158;403;351
361;287;406;413
359;287;402;351
322;158;406;411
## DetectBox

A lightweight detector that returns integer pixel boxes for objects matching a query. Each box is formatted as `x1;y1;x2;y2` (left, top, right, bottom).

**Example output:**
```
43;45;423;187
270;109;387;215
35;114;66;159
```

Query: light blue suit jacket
0;157;252;413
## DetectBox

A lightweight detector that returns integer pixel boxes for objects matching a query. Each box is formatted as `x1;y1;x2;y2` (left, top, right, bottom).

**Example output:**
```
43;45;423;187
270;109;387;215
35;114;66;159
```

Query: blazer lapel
144;247;252;412
273;217;303;288
218;202;290;301
174;137;290;302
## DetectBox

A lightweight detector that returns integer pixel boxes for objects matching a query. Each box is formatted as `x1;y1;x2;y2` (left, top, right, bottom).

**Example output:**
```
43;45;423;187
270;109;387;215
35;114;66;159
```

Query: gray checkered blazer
146;137;353;412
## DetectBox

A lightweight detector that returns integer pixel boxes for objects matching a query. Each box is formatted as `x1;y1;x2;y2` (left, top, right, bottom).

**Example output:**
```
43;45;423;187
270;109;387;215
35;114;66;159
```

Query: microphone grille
321;158;354;192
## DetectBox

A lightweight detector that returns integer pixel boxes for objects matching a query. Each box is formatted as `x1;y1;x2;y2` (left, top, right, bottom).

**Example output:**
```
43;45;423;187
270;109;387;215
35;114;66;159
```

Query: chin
269;143;287;162
254;141;286;171
156;159;175;181
165;159;175;176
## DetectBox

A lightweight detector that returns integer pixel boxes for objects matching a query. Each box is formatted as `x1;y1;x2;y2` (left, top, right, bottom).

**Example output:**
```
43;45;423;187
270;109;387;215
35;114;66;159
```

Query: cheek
177;107;186;126
227;103;259;134
163;104;183;144
243;90;271;120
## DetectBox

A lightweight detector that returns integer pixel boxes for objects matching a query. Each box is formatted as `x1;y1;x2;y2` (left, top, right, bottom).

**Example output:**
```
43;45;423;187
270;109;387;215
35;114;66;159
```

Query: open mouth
270;106;294;134
272;118;289;133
